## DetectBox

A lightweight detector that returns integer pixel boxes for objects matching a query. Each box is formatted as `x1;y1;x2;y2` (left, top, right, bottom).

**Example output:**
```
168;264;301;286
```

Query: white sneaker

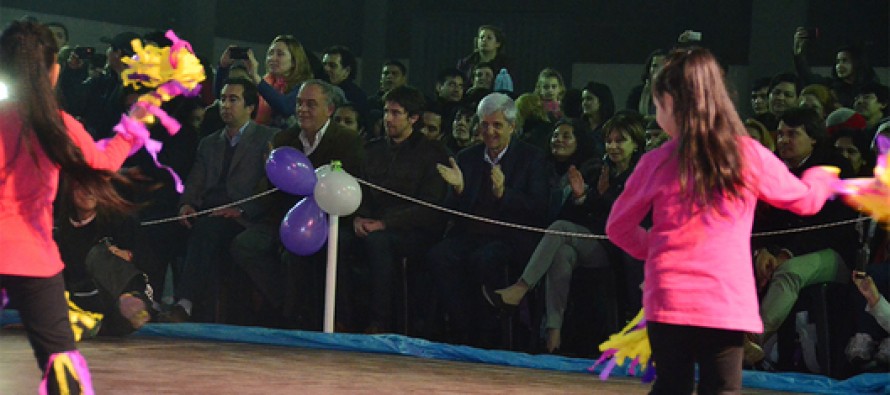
845;333;877;363
795;311;821;374
875;337;890;364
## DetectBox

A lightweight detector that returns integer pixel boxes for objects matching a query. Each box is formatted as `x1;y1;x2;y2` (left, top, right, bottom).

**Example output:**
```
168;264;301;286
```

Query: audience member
854;82;889;129
55;179;153;337
831;128;875;177
217;35;313;128
456;25;510;83
535;68;566;120
768;72;800;119
322;45;369;126
750;108;858;367
368;60;408;111
514;93;554;153
793;28;879;107
799;84;839;120
625;48;667;115
230;79;363;329
344;85;449;333
744;118;776;152
470;62;495;91
161;77;279;323
431;93;553;347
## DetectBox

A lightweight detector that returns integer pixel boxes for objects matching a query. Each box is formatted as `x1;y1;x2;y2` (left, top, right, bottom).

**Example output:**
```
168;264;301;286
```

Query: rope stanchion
138;179;867;239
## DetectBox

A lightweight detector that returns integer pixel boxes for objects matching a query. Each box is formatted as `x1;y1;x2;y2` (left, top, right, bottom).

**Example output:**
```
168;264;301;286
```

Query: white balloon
314;164;333;178
314;170;362;216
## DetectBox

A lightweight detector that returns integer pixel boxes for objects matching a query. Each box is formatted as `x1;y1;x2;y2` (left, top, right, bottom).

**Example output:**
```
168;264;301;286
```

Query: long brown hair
269;35;313;92
652;47;748;206
1;20;133;212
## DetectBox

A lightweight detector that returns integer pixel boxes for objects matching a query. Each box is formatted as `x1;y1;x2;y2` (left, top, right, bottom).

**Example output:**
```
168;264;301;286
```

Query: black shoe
157;305;190;323
481;284;517;314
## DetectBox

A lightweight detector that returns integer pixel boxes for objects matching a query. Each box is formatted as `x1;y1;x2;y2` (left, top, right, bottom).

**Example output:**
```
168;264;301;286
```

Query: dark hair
751;77;771;92
560;88;583;119
832;45;877;85
383;86;426;117
45;22;68;42
779;107;827;146
0;20;133;213
859;81;890;105
223;77;259;109
335;102;364;127
437;68;464;85
477;25;506;55
551;118;596;166
768;72;800;94
602;113;646;150
323;45;357;81
641;48;668;83
582;81;616;121
383;60;407;76
652;47;748;206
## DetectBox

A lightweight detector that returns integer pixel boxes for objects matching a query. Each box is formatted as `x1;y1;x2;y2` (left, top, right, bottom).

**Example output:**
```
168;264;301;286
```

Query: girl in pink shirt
606;48;839;394
0;20;138;394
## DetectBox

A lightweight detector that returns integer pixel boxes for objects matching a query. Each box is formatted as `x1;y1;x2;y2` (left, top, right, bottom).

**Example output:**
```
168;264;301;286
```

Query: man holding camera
59;31;142;140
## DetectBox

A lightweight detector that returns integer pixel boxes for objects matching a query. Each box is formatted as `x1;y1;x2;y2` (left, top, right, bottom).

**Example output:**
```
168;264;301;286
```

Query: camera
73;46;95;59
229;47;249;60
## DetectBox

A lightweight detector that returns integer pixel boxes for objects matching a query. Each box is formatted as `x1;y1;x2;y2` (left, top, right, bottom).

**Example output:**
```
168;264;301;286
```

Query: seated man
750;108;858;369
343;86;449;334
162;77;279;322
230;79;363;328
430;93;553;347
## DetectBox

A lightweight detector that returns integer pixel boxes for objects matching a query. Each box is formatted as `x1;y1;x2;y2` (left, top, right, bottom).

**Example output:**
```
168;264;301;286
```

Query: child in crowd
605;47;839;393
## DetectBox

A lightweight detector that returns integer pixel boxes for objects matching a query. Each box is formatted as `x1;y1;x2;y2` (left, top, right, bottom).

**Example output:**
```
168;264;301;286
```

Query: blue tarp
2;309;888;394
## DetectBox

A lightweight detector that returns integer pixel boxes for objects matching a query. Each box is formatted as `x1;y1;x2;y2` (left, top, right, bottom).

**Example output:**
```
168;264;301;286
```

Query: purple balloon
280;196;328;256
266;147;317;195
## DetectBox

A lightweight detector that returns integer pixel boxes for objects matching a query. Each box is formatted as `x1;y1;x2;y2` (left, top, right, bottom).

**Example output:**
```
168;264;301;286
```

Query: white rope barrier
139;179;868;239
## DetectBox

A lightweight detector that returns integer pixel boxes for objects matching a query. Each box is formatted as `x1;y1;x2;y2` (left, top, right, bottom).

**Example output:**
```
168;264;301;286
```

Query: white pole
323;214;339;333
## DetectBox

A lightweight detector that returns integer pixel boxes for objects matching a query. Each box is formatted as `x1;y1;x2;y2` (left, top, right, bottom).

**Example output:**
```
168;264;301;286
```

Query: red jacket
0;104;134;277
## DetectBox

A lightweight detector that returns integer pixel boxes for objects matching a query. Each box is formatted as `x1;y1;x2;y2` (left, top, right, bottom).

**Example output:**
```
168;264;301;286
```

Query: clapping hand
491;164;505;198
597;164;610;195
436;157;464;194
567;165;586;199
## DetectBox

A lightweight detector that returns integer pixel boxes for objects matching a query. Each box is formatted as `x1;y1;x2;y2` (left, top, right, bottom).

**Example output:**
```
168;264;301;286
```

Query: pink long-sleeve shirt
606;137;838;333
0;103;135;277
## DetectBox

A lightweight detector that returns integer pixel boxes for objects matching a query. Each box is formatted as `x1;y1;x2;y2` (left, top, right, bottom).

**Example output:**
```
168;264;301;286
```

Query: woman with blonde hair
218;35;314;127
744;118;776;152
515;93;554;153
799;83;839;119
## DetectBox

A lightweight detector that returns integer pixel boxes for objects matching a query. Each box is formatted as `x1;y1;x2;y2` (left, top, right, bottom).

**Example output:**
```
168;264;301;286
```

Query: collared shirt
483;144;509;166
226;120;250;147
299;119;331;156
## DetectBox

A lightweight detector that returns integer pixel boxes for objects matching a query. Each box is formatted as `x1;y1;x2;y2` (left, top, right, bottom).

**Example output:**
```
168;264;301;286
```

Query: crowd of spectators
45;19;890;378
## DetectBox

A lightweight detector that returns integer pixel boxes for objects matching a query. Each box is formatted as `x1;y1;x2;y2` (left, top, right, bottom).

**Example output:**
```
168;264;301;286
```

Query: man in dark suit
230;79;364;328
344;86;450;334
162;77;279;322
430;92;553;347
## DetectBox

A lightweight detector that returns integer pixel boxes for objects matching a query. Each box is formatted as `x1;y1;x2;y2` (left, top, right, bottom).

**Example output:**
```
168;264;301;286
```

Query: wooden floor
0;328;794;394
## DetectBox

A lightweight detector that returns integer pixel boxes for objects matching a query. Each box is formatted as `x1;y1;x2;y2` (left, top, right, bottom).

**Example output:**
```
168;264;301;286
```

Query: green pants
760;248;849;333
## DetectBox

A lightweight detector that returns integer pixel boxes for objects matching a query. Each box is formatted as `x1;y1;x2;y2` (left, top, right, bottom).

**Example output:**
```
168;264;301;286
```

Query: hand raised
436;157;464;193
567;165;585;198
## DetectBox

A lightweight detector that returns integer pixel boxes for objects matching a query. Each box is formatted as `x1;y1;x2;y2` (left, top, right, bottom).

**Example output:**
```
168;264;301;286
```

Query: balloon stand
323;214;339;333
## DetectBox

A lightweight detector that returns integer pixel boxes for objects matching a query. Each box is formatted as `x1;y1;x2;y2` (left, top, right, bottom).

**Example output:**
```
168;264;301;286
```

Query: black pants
1;273;77;371
647;322;744;395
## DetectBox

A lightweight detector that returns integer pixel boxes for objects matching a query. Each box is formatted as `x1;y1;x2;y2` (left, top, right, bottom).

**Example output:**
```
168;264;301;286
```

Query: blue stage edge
2;310;887;394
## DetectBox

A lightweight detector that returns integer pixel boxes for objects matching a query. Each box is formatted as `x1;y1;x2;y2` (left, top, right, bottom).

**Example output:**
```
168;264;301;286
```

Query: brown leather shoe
744;333;765;365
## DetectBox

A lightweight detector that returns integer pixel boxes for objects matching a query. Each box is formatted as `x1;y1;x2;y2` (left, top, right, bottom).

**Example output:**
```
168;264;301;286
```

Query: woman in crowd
625;48;667;116
606;48;840;394
798;84;839;120
0;20;139;393
515;93;555;153
535;68;566;120
794;28;879;108
456;25;510;83
744;118;776;152
217;35;314;128
487;115;644;353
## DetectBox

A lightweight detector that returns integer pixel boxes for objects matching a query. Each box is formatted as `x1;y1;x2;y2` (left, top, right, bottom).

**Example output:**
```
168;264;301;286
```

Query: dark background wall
2;0;887;95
